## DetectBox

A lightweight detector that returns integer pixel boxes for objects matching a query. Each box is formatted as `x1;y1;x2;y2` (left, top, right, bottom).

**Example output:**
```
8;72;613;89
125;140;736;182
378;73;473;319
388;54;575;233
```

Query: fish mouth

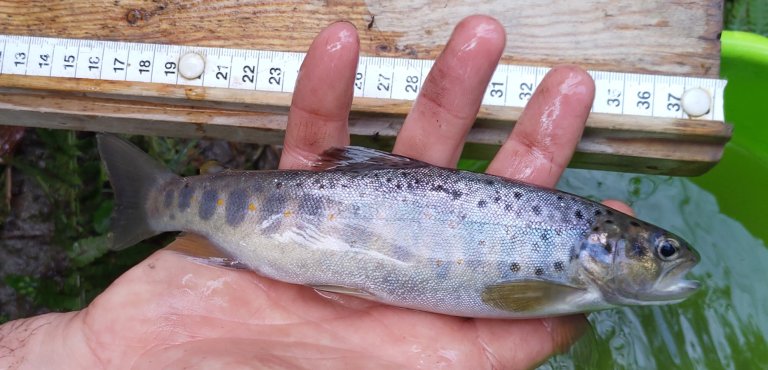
646;258;700;302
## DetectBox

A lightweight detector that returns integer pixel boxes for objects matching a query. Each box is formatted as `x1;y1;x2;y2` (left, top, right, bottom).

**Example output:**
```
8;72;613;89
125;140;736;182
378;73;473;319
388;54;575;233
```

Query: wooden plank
0;0;722;77
0;1;728;175
0;90;731;176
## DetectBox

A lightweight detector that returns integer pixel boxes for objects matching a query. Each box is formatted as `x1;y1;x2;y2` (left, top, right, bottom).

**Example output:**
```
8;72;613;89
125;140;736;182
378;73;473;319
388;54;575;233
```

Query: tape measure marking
0;35;726;121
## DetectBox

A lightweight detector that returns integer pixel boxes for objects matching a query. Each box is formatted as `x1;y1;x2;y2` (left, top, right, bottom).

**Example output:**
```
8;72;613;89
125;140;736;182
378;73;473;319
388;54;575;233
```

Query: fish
97;134;701;318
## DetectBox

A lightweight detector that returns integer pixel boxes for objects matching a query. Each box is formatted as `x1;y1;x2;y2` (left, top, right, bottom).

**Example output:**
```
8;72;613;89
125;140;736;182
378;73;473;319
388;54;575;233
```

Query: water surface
540;168;768;369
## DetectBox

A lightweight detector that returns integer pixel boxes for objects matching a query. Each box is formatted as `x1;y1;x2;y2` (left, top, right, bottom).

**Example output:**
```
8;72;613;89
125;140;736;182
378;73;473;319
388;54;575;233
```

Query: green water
539;168;768;369
539;31;768;369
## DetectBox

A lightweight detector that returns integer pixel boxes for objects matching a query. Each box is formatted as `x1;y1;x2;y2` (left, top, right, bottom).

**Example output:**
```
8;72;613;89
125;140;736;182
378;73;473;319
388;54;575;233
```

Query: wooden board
0;0;728;175
0;0;723;76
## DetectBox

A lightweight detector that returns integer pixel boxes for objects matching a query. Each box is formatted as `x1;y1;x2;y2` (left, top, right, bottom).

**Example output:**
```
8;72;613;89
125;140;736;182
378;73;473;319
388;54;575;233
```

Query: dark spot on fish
510;262;521;272
513;191;522;200
575;210;584;220
432;184;445;192
478;240;486;246
594;210;603;216
553;261;564;271
313;178;321;185
450;190;462;200
319;184;326;189
386;177;393;183
630;220;640;227
225;188;248;226
275;181;282;189
504;204;513;212
263;192;287;213
532;205;542;216
570;247;579;261
605;219;614;224
477;200;487;208
395;183;403;190
493;195;501;203
178;183;194;211
199;189;218;220
557;195;564;201
534;267;545;276
603;243;613;253
632;241;646;257
163;188;174;208
541;233;549;241
484;179;494;185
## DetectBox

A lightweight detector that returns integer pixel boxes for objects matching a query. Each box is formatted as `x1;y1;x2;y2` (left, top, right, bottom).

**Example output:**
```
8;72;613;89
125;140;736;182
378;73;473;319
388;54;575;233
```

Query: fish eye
656;239;679;260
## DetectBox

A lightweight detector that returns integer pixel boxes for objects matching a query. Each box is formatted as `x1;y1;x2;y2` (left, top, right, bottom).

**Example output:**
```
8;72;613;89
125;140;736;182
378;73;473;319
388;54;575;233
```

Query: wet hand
0;15;632;369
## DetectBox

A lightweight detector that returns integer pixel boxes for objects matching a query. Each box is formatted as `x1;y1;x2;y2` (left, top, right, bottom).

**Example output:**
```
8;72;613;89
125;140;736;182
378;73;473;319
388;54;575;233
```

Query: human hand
0;16;632;369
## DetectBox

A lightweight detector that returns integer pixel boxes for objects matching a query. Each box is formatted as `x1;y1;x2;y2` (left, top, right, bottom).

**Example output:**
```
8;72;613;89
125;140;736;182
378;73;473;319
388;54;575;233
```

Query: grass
1;1;766;322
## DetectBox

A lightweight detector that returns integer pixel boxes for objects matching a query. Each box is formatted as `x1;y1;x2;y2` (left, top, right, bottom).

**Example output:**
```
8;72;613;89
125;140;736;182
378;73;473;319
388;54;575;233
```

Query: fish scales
149;167;599;316
99;135;701;318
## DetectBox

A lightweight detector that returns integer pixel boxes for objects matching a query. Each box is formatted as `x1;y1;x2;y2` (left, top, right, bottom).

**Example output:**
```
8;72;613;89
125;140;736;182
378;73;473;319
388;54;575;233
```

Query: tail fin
97;134;180;250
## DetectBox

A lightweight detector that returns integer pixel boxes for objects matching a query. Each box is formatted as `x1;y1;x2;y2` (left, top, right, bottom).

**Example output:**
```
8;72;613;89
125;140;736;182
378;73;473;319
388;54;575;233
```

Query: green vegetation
2;130;195;317
725;0;768;36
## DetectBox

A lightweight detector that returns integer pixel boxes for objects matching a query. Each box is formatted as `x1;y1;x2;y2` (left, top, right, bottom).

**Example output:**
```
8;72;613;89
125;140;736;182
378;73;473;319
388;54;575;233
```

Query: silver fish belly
98;135;701;318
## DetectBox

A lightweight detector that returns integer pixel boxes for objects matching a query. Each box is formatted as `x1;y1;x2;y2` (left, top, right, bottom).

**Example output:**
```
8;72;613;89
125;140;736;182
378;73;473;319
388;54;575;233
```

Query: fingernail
330;19;358;30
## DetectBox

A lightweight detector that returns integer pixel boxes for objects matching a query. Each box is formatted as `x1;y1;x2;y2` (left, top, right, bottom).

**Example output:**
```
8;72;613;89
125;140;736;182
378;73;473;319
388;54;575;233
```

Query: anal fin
167;233;248;269
481;280;587;313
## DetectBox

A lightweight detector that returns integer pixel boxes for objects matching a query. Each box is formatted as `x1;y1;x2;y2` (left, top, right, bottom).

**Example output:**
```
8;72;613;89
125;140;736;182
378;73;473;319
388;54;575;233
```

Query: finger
486;65;595;187
603;199;634;216
473;315;589;367
393;15;505;167
279;22;359;170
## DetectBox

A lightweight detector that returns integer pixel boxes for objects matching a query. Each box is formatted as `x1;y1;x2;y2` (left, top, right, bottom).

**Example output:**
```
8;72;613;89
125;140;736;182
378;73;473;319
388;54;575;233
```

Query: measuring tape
0;35;726;122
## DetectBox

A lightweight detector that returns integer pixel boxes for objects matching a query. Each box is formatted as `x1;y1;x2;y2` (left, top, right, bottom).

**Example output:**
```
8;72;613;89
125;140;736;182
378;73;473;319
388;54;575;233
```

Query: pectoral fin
309;284;375;299
481;280;587;313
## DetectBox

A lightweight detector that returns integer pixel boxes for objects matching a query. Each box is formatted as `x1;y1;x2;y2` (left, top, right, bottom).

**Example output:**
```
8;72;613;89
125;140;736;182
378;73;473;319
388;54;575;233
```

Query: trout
98;134;700;318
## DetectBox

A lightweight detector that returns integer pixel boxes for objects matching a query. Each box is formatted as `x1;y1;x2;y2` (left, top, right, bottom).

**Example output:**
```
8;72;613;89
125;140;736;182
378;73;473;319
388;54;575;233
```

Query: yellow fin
481;280;586;313
167;233;247;269
309;284;375;299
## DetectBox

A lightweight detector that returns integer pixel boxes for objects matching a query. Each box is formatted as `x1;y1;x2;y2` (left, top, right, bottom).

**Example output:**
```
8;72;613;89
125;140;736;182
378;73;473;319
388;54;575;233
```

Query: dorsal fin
313;146;429;171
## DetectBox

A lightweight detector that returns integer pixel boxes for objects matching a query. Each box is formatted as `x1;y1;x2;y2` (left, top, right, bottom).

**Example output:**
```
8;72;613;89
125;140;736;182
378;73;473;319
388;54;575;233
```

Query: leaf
92;200;113;235
68;234;112;268
5;274;40;299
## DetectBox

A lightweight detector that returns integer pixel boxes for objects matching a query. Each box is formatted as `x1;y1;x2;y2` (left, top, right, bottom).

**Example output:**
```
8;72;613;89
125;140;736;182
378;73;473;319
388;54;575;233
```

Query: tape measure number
0;35;726;121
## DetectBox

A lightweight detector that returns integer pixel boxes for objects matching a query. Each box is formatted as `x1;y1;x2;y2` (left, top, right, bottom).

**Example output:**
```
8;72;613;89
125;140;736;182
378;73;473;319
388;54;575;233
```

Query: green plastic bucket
693;31;768;242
